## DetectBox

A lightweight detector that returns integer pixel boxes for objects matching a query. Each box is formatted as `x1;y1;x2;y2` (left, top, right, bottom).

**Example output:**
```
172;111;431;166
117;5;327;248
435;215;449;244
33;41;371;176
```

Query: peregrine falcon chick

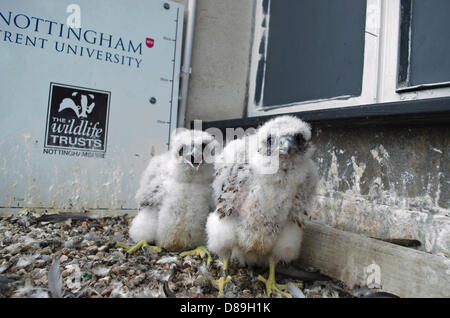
206;115;318;297
123;130;217;260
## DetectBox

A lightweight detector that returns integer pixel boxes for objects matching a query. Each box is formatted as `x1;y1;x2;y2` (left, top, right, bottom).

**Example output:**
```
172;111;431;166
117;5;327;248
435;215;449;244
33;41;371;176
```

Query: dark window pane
399;0;450;88
261;0;366;107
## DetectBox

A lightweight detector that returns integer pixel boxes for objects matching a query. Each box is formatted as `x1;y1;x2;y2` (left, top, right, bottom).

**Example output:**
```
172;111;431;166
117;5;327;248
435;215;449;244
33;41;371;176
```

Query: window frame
396;0;450;92
378;0;450;102
247;0;450;118
247;0;381;117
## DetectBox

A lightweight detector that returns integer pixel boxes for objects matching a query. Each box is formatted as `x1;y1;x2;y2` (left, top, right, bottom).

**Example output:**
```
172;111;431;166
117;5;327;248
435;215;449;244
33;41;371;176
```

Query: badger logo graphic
44;83;111;157
58;92;96;119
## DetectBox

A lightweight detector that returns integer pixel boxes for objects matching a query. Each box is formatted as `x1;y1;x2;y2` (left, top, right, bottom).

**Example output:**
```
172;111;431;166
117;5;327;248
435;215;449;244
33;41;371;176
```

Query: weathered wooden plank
296;221;450;298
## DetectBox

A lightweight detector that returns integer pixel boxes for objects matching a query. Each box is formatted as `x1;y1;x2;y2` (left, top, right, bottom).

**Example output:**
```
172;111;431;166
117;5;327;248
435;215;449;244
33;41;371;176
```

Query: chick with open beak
123;130;217;267
180;143;206;170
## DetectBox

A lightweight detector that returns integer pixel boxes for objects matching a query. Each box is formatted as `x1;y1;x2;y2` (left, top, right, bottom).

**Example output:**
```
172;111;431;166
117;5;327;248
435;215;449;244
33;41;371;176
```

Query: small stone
98;245;108;252
128;269;135;276
17;268;26;275
61;248;70;254
168;281;178;291
101;285;113;296
80;241;89;248
133;274;145;285
41;255;52;262
59;255;69;263
61;269;72;278
41;247;52;255
87;243;98;250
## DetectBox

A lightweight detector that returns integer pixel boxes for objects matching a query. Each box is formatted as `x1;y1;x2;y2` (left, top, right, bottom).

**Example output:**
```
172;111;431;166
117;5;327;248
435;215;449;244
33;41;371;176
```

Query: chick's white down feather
130;130;217;251
207;116;319;266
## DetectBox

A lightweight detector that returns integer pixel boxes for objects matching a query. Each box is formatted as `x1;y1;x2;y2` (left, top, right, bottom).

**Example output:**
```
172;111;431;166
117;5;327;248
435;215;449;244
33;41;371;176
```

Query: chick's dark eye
267;136;272;148
178;148;184;157
266;136;273;155
294;133;305;146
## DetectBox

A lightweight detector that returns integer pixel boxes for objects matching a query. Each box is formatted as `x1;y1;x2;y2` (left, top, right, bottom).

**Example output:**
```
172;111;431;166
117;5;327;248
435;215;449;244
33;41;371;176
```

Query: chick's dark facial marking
262;132;309;158
277;133;310;160
293;133;309;153
266;135;273;156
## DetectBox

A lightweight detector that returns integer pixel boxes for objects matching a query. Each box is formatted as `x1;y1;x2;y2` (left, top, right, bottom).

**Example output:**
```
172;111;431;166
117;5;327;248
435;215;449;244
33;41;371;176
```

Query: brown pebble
61;269;71;278
101;285;113;296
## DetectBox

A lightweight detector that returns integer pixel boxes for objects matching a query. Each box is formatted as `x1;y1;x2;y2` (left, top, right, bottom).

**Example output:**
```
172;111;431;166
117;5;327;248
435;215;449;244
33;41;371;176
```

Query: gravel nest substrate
0;209;354;298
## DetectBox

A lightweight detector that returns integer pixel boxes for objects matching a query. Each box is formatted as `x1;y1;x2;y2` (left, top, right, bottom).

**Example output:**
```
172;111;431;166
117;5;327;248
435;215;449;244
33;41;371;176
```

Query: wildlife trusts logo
44;82;111;158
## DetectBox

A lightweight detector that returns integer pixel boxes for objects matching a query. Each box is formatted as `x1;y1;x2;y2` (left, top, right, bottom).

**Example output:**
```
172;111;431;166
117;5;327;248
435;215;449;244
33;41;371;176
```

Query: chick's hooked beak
277;134;309;159
182;147;203;170
278;135;298;156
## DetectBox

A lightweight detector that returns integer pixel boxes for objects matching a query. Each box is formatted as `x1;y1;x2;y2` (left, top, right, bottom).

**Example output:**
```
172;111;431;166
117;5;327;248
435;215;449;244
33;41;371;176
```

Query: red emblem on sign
146;38;155;48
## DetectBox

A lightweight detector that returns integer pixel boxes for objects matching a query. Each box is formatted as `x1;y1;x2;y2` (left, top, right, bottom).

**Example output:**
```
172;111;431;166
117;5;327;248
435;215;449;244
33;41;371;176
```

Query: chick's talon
115;242;131;250
257;262;293;298
116;240;161;254
212;275;232;297
180;246;213;265
257;275;292;298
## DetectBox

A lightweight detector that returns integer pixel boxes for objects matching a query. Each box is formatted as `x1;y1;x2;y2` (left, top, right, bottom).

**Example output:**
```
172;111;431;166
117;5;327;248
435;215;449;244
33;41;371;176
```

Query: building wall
311;125;449;256
174;0;255;124
178;0;450;256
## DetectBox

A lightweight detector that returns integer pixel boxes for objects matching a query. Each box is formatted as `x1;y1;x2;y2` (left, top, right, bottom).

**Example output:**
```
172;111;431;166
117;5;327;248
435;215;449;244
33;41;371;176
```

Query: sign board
0;0;184;212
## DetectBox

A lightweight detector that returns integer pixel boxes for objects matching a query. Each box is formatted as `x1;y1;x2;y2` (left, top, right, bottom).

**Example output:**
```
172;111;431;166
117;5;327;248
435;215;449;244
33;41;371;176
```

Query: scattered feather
48;258;63;298
16;255;37;268
15;284;49;298
22;236;40;246
5;243;21;253
84;231;100;241
156;256;178;264
288;282;306;298
0;264;9;274
198;263;215;284
109;282;128;298
31;288;50;298
92;266;110;277
36;212;92;223
15;284;36;296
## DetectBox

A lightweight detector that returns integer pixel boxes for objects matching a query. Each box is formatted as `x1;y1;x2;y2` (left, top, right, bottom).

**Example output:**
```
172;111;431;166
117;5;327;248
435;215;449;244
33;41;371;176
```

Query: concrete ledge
313;194;450;256
297;221;450;298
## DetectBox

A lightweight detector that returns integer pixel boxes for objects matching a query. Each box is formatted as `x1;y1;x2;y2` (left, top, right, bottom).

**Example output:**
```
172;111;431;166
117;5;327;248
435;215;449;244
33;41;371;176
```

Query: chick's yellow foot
115;240;162;255
257;275;292;298
212;275;232;297
180;246;213;266
257;262;299;298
